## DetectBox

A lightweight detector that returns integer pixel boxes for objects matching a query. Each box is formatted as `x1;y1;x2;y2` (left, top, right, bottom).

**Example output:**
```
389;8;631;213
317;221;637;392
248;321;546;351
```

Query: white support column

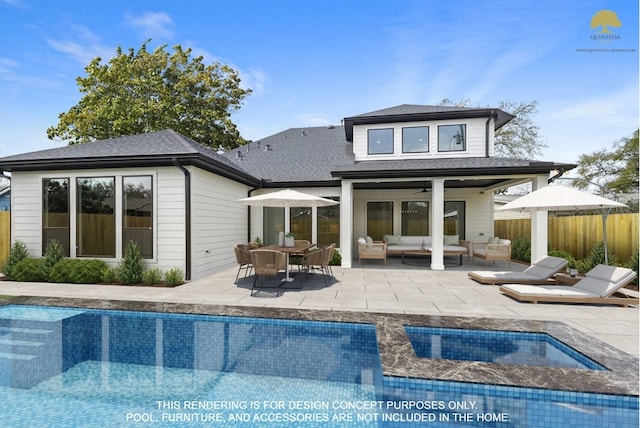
430;178;445;270
340;180;353;268
530;175;548;262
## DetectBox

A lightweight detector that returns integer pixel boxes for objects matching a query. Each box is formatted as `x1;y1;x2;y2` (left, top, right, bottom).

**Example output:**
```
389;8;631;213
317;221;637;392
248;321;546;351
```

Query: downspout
246;181;263;243
172;158;191;281
485;110;496;157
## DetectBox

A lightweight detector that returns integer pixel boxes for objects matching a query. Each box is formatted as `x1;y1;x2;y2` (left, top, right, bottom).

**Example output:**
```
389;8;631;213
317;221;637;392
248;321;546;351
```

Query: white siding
352;117;491;161
190;167;249;280
11;172;41;257
155;167;187;275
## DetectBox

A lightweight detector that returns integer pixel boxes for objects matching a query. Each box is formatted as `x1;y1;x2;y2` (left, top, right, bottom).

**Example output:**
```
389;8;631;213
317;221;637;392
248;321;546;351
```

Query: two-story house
0;104;575;280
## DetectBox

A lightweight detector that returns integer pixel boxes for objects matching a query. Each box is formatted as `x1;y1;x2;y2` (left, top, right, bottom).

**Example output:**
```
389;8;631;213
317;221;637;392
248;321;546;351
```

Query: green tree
575;130;639;194
47;41;251;151
438;99;545;159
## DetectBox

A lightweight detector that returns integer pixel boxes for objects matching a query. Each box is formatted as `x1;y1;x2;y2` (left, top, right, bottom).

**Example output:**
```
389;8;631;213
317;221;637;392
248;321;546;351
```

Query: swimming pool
0;304;637;427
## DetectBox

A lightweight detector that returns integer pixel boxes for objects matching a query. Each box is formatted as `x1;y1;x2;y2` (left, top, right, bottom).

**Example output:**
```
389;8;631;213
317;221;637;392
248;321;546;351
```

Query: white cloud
125;11;175;40
239;68;268;95
295;112;333;127
553;82;638;127
46;24;113;65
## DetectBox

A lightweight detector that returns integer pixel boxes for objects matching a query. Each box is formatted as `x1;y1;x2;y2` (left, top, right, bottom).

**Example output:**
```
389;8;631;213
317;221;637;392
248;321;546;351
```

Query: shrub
143;268;164;286
43;240;65;281
575;241;619;273
548;249;576;268
1;240;30;280
101;266;120;284
164;268;184;287
11;258;47;282
118;241;146;284
625;248;639;286
510;237;531;263
49;259;108;284
329;249;342;266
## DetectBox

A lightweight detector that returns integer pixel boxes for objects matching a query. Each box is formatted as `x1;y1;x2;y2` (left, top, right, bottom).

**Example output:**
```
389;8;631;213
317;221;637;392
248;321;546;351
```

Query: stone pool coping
3;295;638;396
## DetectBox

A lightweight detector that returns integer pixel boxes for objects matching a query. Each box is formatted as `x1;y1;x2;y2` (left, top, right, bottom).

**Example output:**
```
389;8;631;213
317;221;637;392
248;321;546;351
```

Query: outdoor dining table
262;243;315;283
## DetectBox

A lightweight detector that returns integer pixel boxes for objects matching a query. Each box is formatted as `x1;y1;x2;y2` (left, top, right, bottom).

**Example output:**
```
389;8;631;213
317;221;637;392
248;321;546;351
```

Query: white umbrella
238;189;339;208
239;189;339;282
497;185;627;264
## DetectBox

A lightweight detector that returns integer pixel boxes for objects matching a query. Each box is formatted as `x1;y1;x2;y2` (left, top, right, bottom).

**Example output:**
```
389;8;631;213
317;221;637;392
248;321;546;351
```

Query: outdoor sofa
468;256;568;285
383;235;469;264
499;264;638;307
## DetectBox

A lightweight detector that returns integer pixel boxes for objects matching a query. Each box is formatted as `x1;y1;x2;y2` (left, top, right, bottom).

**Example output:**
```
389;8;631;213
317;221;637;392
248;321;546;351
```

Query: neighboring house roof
0;129;259;186
342;104;514;142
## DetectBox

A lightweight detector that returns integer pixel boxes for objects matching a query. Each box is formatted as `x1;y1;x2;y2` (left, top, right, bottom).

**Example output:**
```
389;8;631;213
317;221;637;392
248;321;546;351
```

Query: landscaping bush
624;248;638;286
43;240;65;281
1;240;30;280
510;237;531;263
575;241;619;273
143;268;164;286
329;249;342;266
164;268;184;287
548;249;575;268
11;258;47;282
49;259;108;284
101;266;120;284
118;241;146;284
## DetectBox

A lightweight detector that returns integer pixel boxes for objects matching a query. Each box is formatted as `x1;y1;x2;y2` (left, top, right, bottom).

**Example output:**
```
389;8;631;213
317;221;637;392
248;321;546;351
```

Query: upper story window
367;128;394;154
402;126;429;153
438;124;466;152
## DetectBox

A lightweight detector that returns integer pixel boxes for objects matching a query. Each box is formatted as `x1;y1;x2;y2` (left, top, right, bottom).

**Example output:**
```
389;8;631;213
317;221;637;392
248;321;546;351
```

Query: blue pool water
405;326;606;370
0;305;637;427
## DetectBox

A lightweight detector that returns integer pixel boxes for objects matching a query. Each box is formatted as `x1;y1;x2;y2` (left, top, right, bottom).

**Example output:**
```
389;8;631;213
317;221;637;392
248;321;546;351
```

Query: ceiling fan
413;183;430;194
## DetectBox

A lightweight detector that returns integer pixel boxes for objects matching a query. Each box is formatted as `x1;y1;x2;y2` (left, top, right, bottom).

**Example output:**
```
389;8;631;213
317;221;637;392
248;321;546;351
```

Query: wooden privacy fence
495;213;638;263
0;211;9;262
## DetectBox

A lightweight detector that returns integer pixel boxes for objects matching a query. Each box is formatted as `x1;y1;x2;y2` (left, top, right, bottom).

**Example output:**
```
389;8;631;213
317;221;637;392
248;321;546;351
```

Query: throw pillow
357;237;366;245
488;237;499;244
386;235;400;245
365;236;373;244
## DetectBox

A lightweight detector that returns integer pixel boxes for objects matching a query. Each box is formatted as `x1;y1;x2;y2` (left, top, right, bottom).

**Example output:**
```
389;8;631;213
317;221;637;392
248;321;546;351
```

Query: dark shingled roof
0;106;575;188
222;126;352;185
0;129;258;185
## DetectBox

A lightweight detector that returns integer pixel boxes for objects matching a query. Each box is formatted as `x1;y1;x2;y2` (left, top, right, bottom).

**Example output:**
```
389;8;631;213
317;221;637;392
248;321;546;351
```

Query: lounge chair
468;256;568;285
499;265;638;307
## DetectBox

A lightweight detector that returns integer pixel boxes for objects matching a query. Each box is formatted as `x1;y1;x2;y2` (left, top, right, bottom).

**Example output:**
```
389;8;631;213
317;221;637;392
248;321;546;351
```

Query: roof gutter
485;110;496;157
172;158;191;281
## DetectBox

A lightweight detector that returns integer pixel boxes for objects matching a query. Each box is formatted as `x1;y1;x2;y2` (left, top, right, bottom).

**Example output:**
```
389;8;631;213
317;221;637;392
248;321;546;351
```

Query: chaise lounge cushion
468;256;567;285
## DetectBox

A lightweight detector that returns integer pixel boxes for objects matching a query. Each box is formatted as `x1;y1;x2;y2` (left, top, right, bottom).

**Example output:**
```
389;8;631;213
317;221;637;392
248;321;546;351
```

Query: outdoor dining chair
250;249;286;296
233;244;253;284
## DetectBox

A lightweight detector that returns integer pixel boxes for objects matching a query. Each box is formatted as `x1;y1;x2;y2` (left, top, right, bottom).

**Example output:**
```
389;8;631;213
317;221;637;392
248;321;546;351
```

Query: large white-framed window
367;128;394;155
438;124;466;152
76;176;115;257
123;175;153;259
42;178;70;256
41;172;156;260
366;201;393;241
401;201;429;235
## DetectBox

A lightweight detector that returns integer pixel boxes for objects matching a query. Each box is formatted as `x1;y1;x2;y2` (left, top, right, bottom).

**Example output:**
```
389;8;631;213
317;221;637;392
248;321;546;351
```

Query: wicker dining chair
249;249;286;296
301;243;335;287
233;244;253;284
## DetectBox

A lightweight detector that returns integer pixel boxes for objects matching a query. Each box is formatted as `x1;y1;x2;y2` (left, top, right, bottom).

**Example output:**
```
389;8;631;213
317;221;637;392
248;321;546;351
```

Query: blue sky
1;0;638;164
